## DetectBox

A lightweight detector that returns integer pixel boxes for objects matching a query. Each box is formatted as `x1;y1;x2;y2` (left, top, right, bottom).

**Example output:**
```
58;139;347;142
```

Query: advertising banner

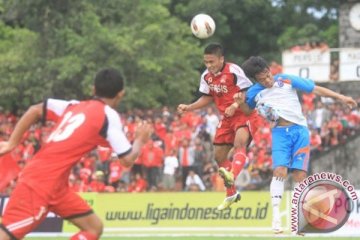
63;192;287;234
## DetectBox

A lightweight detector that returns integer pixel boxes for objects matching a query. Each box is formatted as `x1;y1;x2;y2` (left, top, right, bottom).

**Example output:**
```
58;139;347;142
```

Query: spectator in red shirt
138;140;164;190
310;129;322;155
128;173;147;192
89;171;106;192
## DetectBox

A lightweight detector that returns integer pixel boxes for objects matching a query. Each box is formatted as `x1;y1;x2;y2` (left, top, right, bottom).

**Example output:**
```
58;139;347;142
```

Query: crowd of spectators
0;92;359;195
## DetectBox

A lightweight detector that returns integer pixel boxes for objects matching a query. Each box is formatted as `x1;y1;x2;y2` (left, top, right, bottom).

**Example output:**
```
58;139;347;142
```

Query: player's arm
312;86;357;109
287;74;357;109
177;95;213;114
233;92;253;115
0;103;43;155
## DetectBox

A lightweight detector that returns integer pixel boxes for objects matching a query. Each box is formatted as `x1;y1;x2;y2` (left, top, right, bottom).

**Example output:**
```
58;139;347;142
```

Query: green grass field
25;236;358;240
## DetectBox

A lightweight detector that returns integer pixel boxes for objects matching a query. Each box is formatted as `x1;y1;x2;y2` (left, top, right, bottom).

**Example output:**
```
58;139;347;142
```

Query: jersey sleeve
104;106;132;157
229;64;253;90
199;71;211;95
245;84;264;109
278;74;315;93
45;98;79;122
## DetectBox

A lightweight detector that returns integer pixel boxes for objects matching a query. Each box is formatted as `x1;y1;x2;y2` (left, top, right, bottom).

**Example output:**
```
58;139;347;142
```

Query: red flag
0;153;21;192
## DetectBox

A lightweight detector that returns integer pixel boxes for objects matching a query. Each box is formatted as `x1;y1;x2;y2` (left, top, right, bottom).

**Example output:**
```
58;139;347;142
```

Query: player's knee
273;167;287;178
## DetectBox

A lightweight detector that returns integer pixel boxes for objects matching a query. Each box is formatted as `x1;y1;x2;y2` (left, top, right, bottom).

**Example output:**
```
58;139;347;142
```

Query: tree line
0;0;339;112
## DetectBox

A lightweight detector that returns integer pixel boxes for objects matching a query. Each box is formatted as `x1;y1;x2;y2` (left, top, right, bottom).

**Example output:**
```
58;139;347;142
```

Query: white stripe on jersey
229;64;252;90
47;99;79;117
104;105;132;156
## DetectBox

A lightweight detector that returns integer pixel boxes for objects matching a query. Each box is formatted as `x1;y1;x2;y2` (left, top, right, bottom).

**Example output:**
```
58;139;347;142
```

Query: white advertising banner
339;49;360;81
282;50;331;82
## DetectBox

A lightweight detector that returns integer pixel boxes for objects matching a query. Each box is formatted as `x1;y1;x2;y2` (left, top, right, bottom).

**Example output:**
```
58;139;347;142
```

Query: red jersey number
47;112;85;142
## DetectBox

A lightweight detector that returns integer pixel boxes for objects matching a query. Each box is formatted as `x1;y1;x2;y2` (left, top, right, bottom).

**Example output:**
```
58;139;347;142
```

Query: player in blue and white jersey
233;56;357;234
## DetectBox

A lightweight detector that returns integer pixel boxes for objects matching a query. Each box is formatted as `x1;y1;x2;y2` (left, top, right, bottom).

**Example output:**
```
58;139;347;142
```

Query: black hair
241;56;269;80
204;43;224;57
94;68;124;98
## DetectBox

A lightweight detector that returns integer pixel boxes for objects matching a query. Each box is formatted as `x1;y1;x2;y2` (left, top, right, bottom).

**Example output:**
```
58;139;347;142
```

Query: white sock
270;176;285;221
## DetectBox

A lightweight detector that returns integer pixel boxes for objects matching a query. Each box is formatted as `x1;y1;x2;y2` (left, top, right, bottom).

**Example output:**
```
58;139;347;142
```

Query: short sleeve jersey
19;98;132;199
246;74;315;126
199;62;253;115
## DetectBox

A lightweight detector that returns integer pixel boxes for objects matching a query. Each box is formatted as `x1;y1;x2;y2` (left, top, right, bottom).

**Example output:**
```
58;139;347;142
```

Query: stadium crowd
0;94;359;196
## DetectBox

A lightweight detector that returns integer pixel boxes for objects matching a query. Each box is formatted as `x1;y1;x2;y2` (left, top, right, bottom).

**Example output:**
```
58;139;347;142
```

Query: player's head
203;43;225;75
94;68;125;99
241;56;274;88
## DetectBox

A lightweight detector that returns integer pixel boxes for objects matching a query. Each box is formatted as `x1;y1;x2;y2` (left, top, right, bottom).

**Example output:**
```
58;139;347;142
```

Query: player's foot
272;219;283;234
217;192;241;211
218;167;234;188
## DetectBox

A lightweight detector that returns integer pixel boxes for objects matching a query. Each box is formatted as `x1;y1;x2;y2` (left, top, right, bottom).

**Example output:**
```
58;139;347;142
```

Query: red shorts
214;111;260;146
1;182;92;239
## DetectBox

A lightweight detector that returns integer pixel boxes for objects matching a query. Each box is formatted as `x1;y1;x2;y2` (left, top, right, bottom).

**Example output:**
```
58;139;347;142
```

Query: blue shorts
271;124;310;171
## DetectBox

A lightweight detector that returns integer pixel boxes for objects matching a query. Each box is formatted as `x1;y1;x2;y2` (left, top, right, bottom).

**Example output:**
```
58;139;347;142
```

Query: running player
0;68;152;240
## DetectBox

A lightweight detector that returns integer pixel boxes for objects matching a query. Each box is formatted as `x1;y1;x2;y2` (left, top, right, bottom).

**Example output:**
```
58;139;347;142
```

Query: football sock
231;147;247;178
218;159;237;197
226;185;237;197
270;176;285;221
70;231;98;240
218;159;232;171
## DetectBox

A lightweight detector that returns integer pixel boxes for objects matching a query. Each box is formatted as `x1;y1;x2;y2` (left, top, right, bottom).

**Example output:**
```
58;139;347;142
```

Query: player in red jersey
177;43;260;210
0;68;152;240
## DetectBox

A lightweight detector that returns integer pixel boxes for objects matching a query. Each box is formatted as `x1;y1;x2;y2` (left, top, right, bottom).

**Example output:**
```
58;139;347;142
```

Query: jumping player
235;56;357;234
177;43;260;210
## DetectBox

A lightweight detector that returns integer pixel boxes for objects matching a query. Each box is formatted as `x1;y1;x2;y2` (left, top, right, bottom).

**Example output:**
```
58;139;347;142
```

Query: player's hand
224;103;238;117
233;92;246;105
341;96;358;109
135;121;153;144
177;104;189;114
0;141;13;156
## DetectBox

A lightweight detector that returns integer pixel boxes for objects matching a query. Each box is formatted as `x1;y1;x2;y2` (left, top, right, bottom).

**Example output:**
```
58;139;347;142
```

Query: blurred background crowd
1;91;359;195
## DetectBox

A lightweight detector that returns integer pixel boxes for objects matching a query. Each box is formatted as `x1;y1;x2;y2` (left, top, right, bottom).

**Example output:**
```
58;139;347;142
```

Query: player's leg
69;214;103;240
214;143;233;189
0;183;48;240
271;126;293;234
290;125;310;189
217;127;249;210
289;125;310;236
214;144;241;210
51;190;103;240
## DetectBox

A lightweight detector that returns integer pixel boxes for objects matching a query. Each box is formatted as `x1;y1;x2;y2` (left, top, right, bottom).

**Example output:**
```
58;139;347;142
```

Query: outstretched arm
312;86;357;109
0;103;43;155
177;95;213;114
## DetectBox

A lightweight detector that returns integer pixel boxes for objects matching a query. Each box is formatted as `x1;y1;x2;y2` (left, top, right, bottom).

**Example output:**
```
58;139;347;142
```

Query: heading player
178;43;260;210
235;56;357;234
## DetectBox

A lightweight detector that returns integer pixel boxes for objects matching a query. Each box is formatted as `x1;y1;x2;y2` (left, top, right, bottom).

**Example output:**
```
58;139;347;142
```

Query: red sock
219;159;237;197
71;231;98;240
231;147;248;178
218;159;232;171
226;185;237;197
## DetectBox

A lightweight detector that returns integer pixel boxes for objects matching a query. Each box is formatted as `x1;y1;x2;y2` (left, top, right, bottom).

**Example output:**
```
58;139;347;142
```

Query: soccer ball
190;14;216;39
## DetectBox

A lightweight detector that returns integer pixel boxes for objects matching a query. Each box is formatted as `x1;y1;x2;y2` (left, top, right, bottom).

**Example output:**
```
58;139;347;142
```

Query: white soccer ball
190;14;216;39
